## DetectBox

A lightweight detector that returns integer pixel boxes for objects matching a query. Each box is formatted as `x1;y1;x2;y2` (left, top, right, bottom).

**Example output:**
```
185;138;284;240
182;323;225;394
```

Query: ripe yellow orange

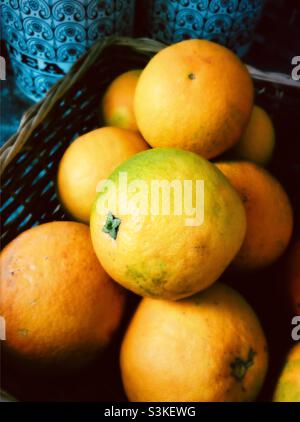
273;343;300;402
215;161;293;270
121;283;268;402
134;39;253;158
102;69;142;131
90;148;246;300
233;105;275;166
57;127;148;224
0;222;126;369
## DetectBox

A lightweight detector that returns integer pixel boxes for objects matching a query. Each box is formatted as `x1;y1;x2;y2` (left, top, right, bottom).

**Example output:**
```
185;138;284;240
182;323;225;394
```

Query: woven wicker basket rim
0;36;165;176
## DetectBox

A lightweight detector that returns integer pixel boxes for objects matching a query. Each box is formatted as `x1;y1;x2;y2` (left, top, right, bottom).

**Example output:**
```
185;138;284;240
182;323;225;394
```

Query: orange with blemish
0;222;126;369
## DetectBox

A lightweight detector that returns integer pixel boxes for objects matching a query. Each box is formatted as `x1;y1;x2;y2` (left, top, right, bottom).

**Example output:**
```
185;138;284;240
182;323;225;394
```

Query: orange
215;161;293;270
120;283;268;402
233;105;275;166
286;239;300;315
57;127;148;224
0;222;126;369
134;39;253;159
90;148;246;300
273;343;300;402
102;69;142;131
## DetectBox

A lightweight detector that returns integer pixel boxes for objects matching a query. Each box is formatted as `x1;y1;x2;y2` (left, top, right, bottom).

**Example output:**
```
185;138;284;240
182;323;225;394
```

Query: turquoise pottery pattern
146;0;265;57
0;0;135;101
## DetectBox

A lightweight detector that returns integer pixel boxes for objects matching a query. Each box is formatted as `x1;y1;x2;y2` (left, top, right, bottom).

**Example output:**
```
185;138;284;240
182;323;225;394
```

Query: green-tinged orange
102;69;142;131
233;105;275;166
90;148;246;300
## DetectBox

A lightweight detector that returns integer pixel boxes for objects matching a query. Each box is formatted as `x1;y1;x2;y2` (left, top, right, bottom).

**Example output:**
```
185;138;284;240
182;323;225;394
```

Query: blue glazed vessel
146;0;265;57
0;0;135;102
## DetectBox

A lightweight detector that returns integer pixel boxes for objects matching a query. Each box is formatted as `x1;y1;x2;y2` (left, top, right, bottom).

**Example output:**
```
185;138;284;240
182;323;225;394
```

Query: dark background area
1;0;300;403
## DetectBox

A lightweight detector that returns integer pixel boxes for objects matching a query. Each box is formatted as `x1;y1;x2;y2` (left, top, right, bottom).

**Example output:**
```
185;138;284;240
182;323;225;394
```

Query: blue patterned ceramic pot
0;0;135;101
145;0;265;57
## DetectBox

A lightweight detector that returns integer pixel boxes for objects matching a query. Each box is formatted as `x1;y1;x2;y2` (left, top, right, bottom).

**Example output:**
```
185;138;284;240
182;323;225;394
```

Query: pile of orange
1;39;298;403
